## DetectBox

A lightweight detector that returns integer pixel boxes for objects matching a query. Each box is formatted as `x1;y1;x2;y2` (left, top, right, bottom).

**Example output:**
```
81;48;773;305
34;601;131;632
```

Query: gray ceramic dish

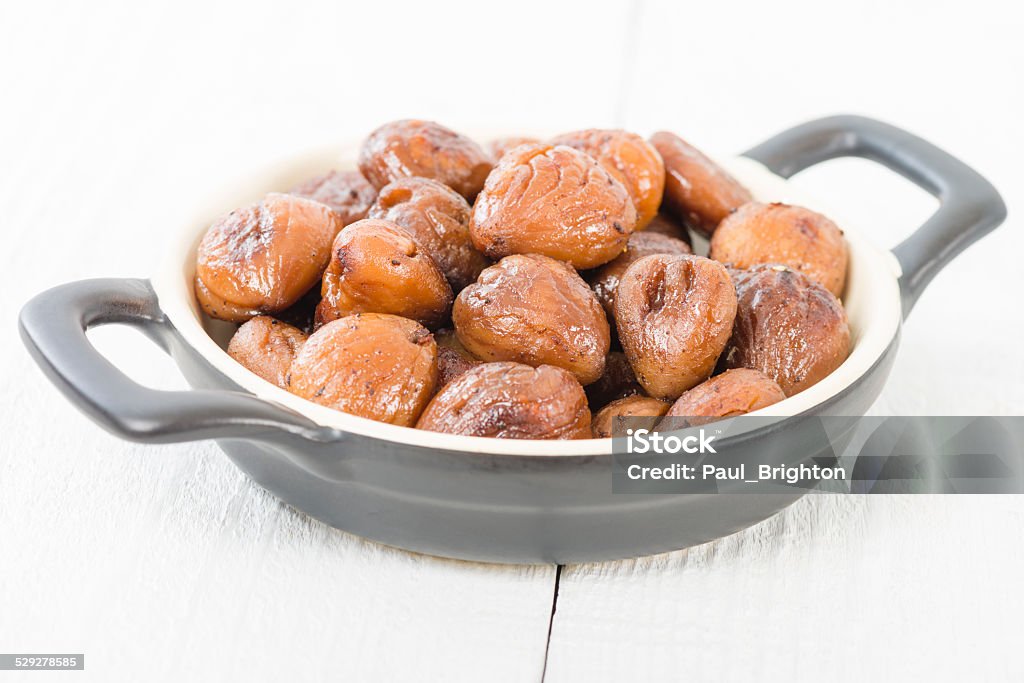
20;116;1006;563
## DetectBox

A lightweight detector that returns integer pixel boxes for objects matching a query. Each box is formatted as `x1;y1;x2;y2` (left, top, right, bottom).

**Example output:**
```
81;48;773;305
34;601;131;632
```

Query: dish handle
744;114;1007;317
18;278;338;444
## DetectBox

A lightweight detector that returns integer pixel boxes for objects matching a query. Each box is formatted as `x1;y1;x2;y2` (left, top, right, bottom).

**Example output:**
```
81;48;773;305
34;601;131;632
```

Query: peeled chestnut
615;254;737;399
416;362;591;439
368;177;489;291
721;264;850;396
289;170;377;226
585;351;643;410
489;136;540;161
470;144;637;270
315;219;452;329
591;396;670;438
710;202;849;297
227;316;307;389
358;120;492;200
550;129;665;230
288;313;437;426
195;193;341;322
453;254;610;385
434;328;481;387
650;131;752;236
588;231;692;321
665;368;786;424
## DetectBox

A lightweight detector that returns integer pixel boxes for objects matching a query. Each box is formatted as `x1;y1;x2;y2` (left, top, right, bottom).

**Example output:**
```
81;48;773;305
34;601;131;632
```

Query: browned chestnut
721;264;850;396
453;254;610;385
550;129;665;230
591;396;670;438
227;316;307;389
710;202;849;296
470;144;637;270
615;254;737;399
195;193;341;322
650;131;752;236
315;219;452;329
368;177;489;291
588;231;692;321
358;119;492;200
288;313;437;426
416;362;591;439
665;368;786;425
289;170;377;226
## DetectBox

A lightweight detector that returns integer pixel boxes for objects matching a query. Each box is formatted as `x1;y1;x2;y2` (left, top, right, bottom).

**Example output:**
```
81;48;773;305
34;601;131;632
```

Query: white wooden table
1;1;1021;680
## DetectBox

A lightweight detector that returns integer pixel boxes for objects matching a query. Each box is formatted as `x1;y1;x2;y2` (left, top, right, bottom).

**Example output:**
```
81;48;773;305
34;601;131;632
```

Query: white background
1;0;1022;681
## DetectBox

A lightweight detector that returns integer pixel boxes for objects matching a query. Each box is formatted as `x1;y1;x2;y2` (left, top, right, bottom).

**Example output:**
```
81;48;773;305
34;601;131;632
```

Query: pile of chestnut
194;120;850;440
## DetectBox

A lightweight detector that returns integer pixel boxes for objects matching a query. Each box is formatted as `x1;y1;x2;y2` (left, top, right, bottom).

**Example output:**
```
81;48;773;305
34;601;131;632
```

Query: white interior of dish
151;138;903;456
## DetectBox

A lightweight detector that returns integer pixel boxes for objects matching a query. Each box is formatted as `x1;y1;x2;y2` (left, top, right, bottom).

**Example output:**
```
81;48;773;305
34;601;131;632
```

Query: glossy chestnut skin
585;351;643;409
358;120;492;200
434;328;481;387
644;212;692;245
416;362;591;439
489;136;540;161
368;177;489;291
588;231;692;321
721;265;850;396
615;254;738;400
710;202;849;297
315;219;453;329
650;131;753;236
226;316;307;389
453;254;610;385
195;193;342;322
550;129;665;230
289;313;437;426
470;144;637;270
289;170;377;226
665;368;786;425
591;396;670;438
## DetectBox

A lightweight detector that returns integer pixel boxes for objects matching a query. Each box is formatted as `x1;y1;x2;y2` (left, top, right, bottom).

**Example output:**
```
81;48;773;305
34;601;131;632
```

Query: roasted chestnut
195;193;341;322
453;254;610;385
710;202;848;297
358;119;492;200
550;129;665;230
588;231;692;321
288;313;437;426
368;177;489;291
289;170;377;226
416;362;591;439
615;254;737;399
227;316;307;389
650;131;752;236
665;368;786;424
721;264;850;396
591;396;670;438
315;219;453;329
470;143;637;269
